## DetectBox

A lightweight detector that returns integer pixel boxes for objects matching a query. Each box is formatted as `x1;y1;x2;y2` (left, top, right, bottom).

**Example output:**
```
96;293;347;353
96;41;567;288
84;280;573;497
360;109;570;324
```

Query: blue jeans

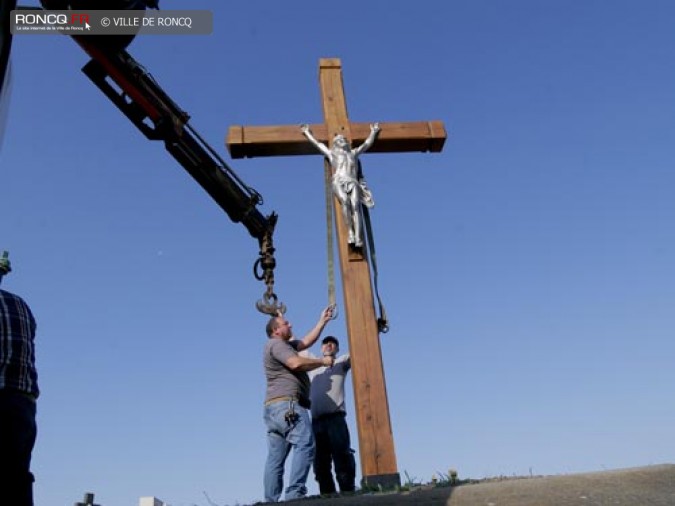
263;400;315;502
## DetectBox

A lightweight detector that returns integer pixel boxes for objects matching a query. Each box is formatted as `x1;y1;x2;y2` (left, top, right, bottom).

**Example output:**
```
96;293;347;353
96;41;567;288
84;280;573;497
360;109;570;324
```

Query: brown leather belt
264;396;311;409
264;396;296;406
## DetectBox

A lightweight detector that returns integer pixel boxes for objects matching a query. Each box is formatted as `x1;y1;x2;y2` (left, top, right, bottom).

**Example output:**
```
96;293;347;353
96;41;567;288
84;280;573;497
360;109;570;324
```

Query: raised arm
353;122;381;156
295;305;334;351
301;124;332;158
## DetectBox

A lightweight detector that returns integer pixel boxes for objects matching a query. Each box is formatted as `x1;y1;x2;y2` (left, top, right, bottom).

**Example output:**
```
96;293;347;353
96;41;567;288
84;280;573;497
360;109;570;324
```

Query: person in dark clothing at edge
0;252;39;506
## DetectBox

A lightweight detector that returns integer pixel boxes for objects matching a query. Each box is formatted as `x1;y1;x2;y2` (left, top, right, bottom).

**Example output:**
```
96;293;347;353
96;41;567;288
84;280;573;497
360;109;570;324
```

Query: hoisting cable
253;213;286;316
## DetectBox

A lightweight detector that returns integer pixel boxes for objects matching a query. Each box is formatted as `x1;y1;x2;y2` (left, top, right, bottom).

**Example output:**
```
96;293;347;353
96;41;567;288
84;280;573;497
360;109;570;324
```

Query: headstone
139;497;164;506
74;492;100;506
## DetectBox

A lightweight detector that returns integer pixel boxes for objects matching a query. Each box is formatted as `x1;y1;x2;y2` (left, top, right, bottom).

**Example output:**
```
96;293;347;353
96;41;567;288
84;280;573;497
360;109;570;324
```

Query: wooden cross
227;58;446;488
74;492;100;506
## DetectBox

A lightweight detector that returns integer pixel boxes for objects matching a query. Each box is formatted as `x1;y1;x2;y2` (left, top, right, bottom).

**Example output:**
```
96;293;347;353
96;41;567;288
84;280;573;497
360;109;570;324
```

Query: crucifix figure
301;122;380;248
227;58;446;489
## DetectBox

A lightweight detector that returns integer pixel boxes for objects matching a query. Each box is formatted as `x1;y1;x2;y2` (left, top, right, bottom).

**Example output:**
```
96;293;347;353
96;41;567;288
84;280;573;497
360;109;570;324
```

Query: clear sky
2;1;674;505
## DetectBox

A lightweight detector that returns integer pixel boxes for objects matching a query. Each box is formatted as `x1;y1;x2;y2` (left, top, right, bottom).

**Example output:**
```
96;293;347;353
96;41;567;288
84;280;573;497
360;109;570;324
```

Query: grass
199;468;540;505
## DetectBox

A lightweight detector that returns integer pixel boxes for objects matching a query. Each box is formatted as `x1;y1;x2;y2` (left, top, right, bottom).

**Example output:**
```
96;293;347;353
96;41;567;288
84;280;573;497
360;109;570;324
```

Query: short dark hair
322;336;339;346
266;316;280;337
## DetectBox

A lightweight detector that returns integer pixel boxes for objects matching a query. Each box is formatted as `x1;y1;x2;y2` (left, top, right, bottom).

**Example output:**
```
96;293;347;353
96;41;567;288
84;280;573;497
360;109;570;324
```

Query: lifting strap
362;204;389;333
358;160;389;334
324;160;338;319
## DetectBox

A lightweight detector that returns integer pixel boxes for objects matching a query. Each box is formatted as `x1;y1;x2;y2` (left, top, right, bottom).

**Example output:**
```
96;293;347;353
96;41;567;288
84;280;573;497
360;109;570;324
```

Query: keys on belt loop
284;399;299;425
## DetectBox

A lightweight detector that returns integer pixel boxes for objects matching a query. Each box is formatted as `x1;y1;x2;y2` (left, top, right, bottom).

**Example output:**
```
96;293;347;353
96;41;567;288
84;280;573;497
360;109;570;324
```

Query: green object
0;250;11;276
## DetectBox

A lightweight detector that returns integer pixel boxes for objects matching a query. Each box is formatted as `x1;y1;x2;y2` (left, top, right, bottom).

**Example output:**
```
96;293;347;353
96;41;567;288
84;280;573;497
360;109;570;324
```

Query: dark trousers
0;390;37;506
312;412;356;494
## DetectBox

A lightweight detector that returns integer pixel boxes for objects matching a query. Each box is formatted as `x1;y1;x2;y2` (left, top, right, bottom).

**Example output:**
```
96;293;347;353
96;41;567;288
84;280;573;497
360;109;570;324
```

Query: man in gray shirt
308;336;356;495
262;307;335;502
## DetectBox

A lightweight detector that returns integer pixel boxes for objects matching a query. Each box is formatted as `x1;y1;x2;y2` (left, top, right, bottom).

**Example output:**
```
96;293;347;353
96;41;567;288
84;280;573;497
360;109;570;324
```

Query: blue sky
2;1;674;505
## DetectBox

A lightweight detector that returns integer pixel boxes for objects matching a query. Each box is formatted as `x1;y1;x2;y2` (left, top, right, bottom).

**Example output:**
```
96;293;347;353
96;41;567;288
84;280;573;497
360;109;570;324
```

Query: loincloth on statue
332;175;374;208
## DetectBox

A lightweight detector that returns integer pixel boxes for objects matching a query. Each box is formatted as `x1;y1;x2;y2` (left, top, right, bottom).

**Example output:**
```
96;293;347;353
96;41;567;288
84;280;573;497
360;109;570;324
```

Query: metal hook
256;292;286;316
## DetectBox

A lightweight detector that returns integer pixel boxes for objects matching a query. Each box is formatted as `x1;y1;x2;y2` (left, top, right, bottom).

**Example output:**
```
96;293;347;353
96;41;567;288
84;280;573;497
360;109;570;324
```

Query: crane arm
76;42;275;242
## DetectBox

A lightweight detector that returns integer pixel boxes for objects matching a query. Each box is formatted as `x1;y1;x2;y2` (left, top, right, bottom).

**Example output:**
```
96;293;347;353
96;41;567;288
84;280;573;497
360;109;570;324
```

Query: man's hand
322;355;335;367
300;124;310;134
371;122;381;134
320;304;335;324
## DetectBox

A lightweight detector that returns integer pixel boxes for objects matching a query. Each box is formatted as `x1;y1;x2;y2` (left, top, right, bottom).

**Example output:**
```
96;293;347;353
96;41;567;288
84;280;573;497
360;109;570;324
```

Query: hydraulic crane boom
12;0;285;313
27;1;278;242
76;42;276;242
72;37;284;313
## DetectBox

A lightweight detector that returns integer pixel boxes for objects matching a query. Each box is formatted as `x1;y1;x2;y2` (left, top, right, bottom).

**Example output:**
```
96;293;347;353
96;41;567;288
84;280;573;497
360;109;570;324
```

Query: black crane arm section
71;38;284;314
31;5;277;240
6;1;286;314
77;42;275;242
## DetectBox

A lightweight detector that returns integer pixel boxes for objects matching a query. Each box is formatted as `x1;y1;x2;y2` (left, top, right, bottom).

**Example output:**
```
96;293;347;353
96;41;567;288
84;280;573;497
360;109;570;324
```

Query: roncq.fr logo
14;12;91;30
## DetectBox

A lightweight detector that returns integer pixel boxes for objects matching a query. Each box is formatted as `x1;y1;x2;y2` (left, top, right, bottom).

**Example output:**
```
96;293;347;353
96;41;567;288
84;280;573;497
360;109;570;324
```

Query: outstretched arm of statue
354;122;381;157
300;124;331;158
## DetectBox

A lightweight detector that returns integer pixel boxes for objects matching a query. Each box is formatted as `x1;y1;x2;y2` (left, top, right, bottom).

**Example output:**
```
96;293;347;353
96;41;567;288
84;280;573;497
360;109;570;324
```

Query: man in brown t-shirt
262;306;334;502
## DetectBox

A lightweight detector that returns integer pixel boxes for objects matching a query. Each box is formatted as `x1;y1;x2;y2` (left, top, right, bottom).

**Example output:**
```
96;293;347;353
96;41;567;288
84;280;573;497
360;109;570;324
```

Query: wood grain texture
227;121;446;158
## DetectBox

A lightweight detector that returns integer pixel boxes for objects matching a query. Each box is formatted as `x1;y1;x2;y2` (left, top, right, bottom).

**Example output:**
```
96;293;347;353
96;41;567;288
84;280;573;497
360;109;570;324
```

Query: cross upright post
227;58;446;489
